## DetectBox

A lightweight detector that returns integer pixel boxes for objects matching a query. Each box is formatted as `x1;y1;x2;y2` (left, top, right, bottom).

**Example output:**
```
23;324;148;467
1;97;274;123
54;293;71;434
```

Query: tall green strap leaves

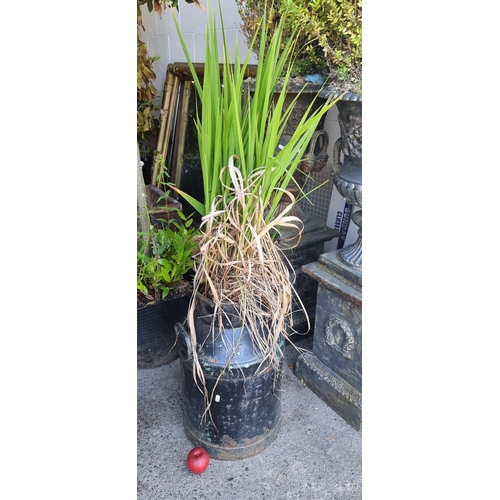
170;0;338;221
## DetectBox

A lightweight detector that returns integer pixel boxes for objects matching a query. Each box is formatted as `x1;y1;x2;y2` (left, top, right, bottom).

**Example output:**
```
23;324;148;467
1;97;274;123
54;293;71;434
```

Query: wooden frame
152;63;258;190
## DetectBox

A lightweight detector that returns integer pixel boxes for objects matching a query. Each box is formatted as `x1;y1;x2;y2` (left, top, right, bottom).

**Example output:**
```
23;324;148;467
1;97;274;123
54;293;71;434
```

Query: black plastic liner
137;294;191;368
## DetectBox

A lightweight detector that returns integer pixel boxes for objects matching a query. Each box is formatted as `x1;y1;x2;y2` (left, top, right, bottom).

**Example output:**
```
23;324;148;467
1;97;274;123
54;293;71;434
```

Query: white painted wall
139;0;256;110
138;0;356;251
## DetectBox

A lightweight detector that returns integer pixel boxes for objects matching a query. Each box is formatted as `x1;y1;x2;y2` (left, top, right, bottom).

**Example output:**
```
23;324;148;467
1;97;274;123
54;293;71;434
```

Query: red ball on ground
186;447;210;474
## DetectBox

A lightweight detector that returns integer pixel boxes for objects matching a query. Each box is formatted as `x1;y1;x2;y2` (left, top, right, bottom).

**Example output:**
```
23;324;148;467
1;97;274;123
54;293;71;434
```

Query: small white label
215;395;220;402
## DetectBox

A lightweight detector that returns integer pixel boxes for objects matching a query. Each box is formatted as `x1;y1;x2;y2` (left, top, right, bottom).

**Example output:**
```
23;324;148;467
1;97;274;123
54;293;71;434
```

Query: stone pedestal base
295;250;362;430
295;351;362;430
279;217;338;337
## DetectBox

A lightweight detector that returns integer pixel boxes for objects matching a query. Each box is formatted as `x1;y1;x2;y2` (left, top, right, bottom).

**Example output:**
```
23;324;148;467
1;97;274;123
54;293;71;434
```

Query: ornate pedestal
296;253;361;429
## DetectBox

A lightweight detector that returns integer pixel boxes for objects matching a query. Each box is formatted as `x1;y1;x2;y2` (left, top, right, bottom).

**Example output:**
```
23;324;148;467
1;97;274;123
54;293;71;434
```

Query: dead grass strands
186;159;309;416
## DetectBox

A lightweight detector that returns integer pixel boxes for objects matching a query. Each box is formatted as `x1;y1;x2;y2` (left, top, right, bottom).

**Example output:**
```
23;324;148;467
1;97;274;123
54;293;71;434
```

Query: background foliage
236;0;362;89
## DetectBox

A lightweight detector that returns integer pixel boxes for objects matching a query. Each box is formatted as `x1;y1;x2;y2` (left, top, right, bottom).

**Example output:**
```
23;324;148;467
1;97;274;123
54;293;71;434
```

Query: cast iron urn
331;94;362;267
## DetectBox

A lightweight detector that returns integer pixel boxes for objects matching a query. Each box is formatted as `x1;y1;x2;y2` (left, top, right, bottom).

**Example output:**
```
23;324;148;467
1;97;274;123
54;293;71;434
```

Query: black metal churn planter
175;295;284;460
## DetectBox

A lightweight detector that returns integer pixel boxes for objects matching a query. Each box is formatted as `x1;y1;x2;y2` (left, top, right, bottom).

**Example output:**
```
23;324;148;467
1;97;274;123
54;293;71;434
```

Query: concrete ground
137;336;362;499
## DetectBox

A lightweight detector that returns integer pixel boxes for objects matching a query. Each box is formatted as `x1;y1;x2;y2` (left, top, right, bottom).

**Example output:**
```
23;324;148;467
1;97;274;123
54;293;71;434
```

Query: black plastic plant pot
137;294;191;368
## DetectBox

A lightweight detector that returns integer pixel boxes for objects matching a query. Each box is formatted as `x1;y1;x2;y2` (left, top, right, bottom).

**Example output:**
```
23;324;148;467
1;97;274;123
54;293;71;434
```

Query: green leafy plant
236;0;362;91
169;1;339;409
170;2;337;219
137;208;199;305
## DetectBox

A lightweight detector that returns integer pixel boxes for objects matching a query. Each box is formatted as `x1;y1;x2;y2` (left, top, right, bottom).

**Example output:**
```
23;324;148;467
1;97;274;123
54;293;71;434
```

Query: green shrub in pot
137;208;199;307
